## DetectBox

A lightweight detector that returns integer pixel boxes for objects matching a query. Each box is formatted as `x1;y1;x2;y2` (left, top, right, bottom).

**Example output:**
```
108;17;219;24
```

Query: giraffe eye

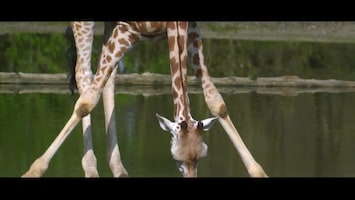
180;121;188;130
197;121;203;129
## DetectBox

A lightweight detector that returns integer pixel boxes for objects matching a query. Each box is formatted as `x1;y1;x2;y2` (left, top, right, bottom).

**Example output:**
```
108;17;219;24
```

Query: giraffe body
22;21;267;177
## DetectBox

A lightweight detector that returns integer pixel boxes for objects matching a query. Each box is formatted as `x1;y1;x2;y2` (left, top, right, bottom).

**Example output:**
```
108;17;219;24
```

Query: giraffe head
156;113;218;177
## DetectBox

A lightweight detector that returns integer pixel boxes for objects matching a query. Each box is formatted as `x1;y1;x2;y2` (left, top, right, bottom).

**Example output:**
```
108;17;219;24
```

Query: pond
1;85;355;177
1;22;355;177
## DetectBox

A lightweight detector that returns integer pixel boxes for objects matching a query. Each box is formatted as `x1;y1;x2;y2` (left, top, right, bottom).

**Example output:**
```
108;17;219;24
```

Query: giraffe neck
167;22;191;123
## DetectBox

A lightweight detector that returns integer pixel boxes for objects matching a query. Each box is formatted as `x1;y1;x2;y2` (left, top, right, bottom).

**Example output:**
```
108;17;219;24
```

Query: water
1;87;355;177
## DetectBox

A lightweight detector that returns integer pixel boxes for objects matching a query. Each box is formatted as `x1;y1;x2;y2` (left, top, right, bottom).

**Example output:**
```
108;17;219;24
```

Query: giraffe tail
65;25;77;95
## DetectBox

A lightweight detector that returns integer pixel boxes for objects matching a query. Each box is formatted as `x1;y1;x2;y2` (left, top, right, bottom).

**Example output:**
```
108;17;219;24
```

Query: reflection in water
1;89;355;177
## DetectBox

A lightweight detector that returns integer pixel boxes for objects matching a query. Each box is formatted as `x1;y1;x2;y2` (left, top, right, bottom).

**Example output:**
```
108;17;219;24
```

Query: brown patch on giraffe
106;55;112;63
85;37;92;43
170;57;179;74
118;38;129;47
172;87;178;100
176;103;181;118
137;22;148;33
174;77;181;91
128;32;140;43
168;36;176;54
79;58;85;65
95;75;102;83
75;101;92;118
179;22;187;30
180;54;187;69
74;23;82;30
108;41;116;54
179;115;184;122
150;22;166;32
179;94;189;120
166;22;176;30
218;104;228;118
177;35;185;53
112;28;118;39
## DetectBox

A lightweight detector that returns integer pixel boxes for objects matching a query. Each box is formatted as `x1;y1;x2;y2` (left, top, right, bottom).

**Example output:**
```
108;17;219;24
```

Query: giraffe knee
74;98;95;118
217;104;228;118
209;103;228;118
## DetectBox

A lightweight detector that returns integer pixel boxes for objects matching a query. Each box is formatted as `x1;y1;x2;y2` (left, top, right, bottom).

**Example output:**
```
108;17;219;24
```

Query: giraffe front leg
187;22;268;177
22;111;82;177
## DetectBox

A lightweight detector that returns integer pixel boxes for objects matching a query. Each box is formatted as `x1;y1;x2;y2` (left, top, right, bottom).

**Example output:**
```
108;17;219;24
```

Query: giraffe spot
150;22;166;32
115;46;126;58
74;23;81;29
219;104;228;118
171;57;179;71
108;41;115;53
167;22;176;30
181;55;187;68
113;28;119;38
137;22;148;33
173;89;178;99
177;35;185;52
75;101;92;118
96;76;102;83
128;33;139;43
106;55;112;63
118;38;129;47
182;108;188;121
174;77;181;91
179;22;187;30
168;36;176;53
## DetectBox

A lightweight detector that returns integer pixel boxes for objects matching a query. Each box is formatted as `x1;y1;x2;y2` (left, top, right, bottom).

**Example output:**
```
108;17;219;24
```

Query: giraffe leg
71;22;100;177
22;22;99;177
187;22;268;177
22;22;141;177
102;66;128;177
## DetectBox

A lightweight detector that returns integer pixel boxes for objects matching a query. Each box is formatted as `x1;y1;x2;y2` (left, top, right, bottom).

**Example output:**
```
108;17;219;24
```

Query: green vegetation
1;31;355;81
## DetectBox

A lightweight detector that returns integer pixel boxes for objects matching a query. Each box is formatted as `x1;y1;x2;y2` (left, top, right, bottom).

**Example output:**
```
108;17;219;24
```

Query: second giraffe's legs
187;22;267;177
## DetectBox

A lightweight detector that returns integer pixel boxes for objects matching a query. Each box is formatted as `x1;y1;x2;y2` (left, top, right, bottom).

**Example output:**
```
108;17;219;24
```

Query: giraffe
22;21;268;177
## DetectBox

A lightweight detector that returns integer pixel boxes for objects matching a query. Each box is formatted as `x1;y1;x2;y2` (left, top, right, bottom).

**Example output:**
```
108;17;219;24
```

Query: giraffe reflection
22;22;267;177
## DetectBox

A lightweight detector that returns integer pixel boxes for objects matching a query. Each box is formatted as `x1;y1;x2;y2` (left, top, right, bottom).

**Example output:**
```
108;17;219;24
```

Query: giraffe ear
200;116;219;131
156;113;175;132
